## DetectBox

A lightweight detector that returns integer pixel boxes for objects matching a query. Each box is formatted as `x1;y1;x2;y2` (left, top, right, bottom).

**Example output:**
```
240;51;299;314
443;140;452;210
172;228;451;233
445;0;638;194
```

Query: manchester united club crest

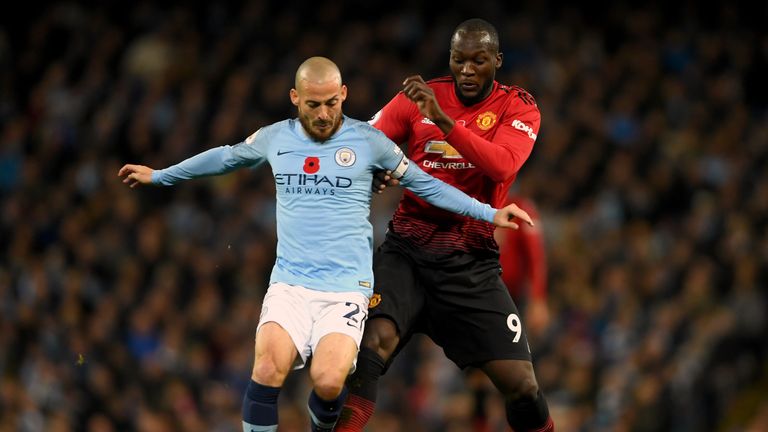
368;293;382;308
476;111;497;130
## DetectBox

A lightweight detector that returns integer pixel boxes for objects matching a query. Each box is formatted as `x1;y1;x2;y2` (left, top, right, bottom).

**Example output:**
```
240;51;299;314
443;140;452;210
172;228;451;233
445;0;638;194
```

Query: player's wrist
434;114;455;135
150;169;163;185
486;206;499;224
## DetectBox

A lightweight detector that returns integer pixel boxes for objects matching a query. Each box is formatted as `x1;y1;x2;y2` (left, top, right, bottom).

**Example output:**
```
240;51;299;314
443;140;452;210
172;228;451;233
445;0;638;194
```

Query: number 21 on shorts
344;302;367;330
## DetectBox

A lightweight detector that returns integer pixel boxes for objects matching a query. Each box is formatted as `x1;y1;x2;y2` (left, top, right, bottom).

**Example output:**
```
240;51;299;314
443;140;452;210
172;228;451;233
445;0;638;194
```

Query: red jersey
371;77;540;254
497;196;547;302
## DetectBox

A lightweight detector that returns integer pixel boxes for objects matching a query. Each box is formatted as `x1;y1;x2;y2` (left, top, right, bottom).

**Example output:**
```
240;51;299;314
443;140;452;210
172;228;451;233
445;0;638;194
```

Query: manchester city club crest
335;147;356;167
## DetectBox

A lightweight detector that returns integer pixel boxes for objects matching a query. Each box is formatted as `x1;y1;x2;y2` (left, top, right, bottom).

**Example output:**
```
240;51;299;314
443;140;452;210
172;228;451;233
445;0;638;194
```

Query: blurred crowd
1;1;767;431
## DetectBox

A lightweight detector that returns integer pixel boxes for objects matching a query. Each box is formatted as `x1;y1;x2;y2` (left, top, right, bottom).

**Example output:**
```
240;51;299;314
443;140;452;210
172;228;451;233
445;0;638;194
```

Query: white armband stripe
390;156;410;179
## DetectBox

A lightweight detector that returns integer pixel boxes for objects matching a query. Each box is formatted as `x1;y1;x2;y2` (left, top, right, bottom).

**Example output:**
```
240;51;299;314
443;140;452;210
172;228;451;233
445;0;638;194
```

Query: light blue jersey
152;116;496;296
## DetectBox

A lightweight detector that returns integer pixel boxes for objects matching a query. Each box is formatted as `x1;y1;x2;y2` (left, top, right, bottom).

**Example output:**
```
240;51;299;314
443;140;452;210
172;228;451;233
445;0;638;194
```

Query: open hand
493;203;534;229
118;164;154;188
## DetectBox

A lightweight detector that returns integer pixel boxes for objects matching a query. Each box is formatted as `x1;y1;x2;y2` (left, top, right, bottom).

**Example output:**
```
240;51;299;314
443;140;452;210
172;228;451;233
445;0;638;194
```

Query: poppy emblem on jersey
476;111;497;130
368;293;381;309
303;157;320;174
335;147;356;167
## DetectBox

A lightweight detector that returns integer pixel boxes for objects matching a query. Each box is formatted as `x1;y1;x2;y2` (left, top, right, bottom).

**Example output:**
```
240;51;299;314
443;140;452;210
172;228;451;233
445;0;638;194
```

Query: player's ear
340;84;348;102
290;88;300;106
495;52;503;69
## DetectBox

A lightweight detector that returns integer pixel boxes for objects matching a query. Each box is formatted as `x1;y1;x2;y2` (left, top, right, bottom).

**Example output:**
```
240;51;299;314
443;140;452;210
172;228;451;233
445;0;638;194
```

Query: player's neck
454;81;495;106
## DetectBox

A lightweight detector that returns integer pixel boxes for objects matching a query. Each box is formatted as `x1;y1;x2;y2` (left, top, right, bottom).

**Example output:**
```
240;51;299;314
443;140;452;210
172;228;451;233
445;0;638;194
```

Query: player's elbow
487;150;529;183
481;155;521;183
486;167;515;183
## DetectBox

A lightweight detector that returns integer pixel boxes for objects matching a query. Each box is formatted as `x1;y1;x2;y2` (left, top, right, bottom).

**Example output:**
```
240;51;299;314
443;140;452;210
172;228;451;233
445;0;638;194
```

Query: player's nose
317;106;331;120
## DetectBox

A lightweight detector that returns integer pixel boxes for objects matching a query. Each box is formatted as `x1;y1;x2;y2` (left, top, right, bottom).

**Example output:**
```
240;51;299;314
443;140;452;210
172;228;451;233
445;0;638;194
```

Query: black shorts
369;232;532;369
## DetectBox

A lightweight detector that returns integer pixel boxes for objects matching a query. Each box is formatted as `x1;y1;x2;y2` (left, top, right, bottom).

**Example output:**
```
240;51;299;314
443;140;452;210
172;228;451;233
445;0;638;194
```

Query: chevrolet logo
424;141;463;159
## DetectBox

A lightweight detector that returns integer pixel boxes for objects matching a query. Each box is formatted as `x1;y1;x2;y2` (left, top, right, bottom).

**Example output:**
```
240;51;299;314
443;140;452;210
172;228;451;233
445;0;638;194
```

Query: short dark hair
452;18;499;53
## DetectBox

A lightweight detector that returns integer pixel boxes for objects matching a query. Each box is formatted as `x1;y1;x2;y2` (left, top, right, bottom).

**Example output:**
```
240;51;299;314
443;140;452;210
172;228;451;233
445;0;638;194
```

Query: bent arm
444;104;539;183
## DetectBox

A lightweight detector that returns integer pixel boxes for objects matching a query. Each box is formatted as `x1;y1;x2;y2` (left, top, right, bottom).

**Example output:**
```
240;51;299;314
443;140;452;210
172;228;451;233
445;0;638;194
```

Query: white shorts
257;282;369;370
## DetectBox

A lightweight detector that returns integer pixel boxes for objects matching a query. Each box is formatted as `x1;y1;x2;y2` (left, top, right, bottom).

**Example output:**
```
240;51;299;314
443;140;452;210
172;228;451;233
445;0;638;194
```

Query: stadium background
1;1;766;431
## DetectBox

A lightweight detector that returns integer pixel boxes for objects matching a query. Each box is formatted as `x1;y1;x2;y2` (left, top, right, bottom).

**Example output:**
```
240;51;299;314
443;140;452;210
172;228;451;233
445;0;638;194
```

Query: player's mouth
459;82;479;92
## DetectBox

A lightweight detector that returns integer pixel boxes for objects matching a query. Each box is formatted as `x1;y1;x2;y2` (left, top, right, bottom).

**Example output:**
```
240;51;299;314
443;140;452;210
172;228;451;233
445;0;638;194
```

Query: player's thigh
368;239;425;339
254;283;313;379
307;292;368;387
310;332;359;387
253;322;299;385
309;292;368;355
425;270;532;368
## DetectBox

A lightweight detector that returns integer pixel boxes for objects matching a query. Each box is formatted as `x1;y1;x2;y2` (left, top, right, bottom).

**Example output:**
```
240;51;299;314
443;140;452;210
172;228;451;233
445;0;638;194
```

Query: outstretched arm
118;128;271;188
397;160;532;229
118;146;252;187
364;121;531;228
